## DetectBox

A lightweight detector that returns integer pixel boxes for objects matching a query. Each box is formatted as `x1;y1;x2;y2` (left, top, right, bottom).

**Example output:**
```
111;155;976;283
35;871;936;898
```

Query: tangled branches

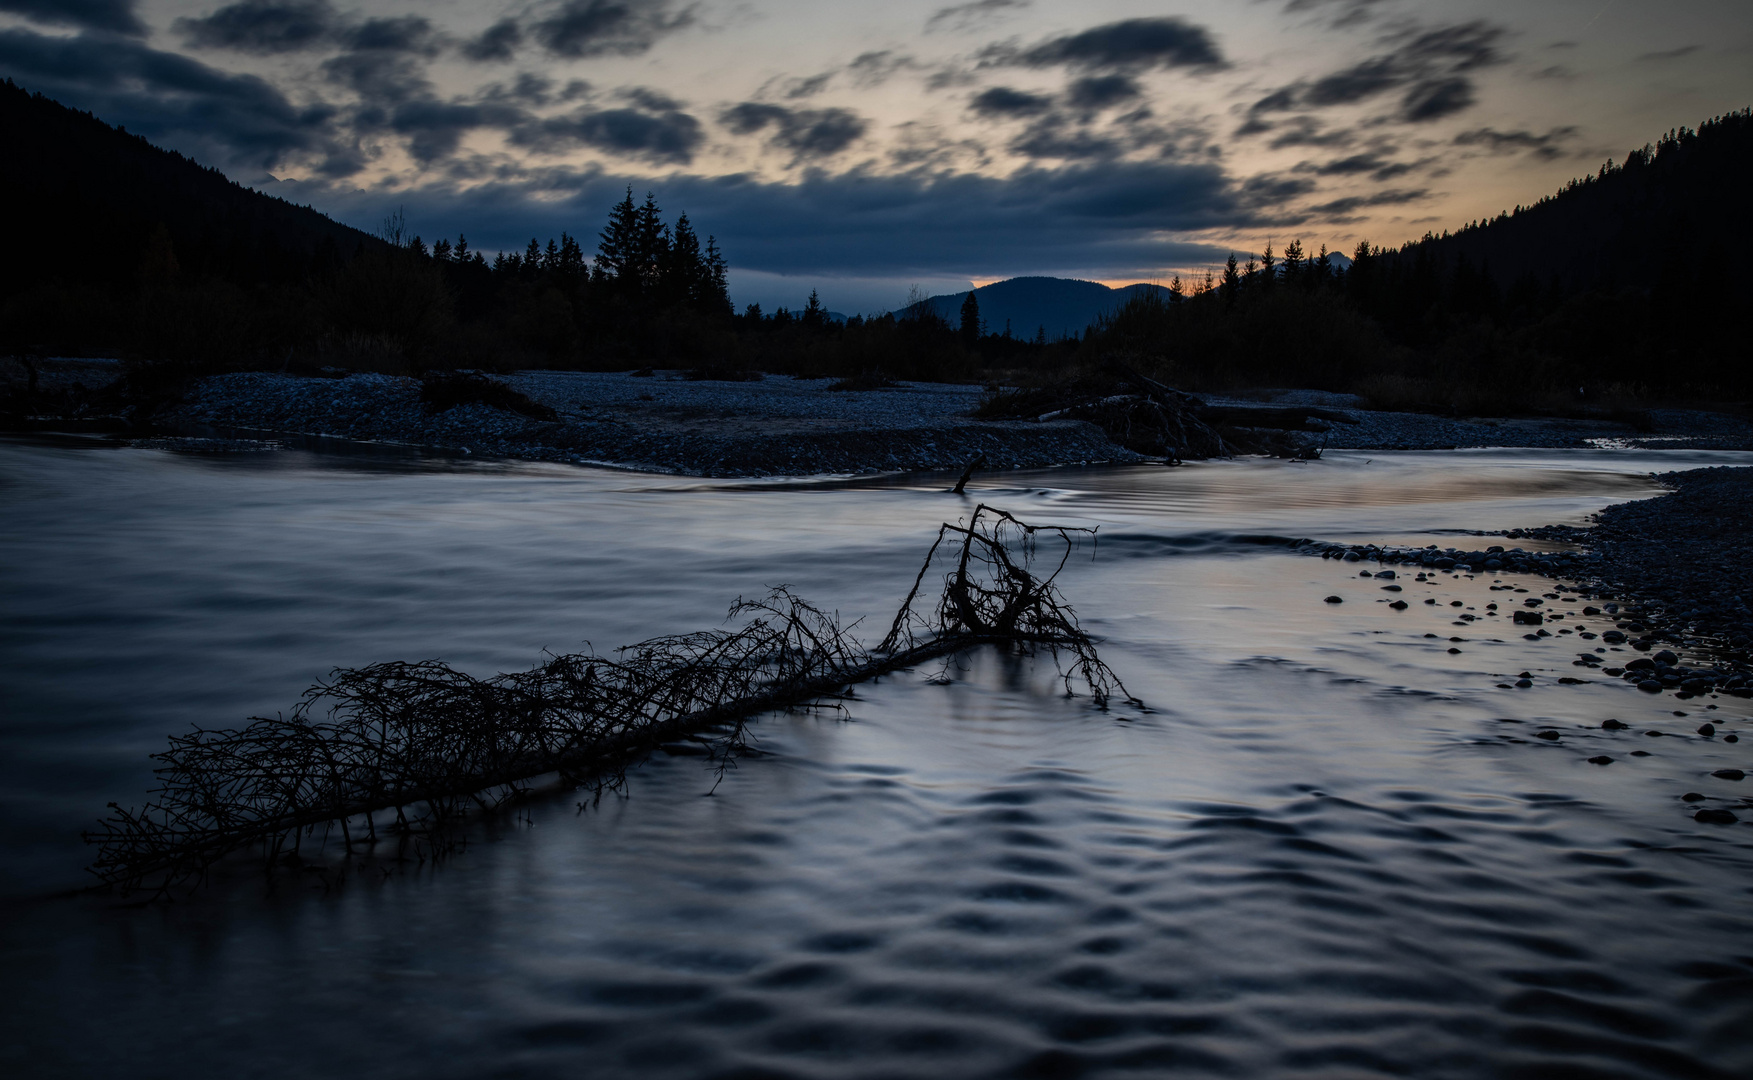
86;506;1132;896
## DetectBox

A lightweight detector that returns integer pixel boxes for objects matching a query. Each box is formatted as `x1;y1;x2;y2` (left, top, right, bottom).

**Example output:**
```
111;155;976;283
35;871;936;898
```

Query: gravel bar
165;370;1140;477
1292;466;1753;700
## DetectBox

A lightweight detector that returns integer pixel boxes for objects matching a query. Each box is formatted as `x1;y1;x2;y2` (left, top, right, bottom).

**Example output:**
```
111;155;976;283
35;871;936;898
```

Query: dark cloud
925;0;1029;33
996;17;1227;73
1638;45;1700;62
322;49;430;104
1007;118;1121;161
462;18;523;62
390;98;527;163
1453;125;1577;160
175;0;335;53
532;0;693;60
1400;77;1472;121
1265;117;1353;149
1065;74;1140;110
1306;187;1428;218
1279;0;1394;30
721;102;867;161
0;0;144;36
968;86;1053;118
513;93;702;164
341;16;440;56
1243;19;1505;128
0;27;331;171
1309;151;1418;181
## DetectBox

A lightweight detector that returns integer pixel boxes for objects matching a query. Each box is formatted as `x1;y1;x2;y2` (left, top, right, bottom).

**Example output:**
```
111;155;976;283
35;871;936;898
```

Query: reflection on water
2;437;1751;1079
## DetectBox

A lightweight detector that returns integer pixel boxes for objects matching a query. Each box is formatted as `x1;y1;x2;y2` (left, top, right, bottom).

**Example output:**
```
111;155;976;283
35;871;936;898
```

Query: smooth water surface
2;438;1751;1079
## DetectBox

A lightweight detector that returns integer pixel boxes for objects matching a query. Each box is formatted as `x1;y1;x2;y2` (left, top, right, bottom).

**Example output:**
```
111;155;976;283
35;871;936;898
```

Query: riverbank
11;359;1753;475
1303;465;1753;699
161;369;1137;476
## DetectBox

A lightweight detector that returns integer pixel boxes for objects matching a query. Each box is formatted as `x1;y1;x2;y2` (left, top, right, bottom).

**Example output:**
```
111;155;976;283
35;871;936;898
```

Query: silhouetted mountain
897;277;1175;340
0;78;382;307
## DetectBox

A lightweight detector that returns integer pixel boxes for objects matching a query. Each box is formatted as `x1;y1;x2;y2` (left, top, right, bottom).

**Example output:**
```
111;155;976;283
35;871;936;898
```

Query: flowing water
2;436;1751;1079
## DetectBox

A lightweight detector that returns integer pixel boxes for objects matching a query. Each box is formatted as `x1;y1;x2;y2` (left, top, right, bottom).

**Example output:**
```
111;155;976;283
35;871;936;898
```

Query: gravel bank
164;370;1138;476
131;366;1753;472
1295;466;1753;701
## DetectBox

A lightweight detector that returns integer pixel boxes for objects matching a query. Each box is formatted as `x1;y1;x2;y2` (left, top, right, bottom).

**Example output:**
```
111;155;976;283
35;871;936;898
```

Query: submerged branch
86;506;1132;895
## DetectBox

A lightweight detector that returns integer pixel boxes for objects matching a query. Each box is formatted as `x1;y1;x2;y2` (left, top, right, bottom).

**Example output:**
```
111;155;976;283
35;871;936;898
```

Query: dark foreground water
2;437;1752;1079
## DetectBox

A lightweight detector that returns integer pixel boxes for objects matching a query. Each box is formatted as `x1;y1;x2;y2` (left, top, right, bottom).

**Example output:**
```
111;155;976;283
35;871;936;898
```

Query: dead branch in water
86;506;1133;896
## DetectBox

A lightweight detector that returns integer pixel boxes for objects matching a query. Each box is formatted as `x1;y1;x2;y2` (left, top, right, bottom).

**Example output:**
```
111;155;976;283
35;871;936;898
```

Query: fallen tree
86;505;1133;896
974;358;1360;460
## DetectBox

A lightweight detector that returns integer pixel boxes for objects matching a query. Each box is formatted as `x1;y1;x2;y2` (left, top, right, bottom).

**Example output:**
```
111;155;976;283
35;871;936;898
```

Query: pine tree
1282;238;1304;283
1169;276;1185;303
704;236;730;316
959;289;981;345
663;214;704;307
455;234;470;261
1221;254;1240;304
802;288;826;328
1259;241;1276;288
596;187;639;287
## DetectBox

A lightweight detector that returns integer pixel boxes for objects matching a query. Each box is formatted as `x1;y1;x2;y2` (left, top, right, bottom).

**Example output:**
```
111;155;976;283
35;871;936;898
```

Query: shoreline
1303;465;1753;696
9;360;1753;475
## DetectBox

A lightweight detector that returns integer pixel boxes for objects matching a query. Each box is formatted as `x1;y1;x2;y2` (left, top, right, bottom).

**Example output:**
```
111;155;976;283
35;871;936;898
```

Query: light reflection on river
2;437;1751;1079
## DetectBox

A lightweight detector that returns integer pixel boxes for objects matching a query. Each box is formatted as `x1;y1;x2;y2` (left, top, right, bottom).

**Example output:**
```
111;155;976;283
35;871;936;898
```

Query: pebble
1588;755;1612;764
1712;769;1745;781
1324;595;1343;604
1681;792;1706;801
1389;600;1409;610
1694;808;1738;824
1698;723;1716;736
1602;719;1629;730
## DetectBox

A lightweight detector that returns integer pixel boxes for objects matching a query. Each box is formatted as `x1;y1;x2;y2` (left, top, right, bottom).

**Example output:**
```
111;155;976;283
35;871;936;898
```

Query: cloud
925;0;1029;34
720;102;867;161
0;27;333;171
461;18;522;62
1309;151;1419;181
968;86;1053;118
1453;125;1577;160
993;17;1227;72
532;0;694;60
512;91;703;163
176;1;336;53
1638;45;1700;62
1065;74;1140;110
1306;186;1429;218
847;51;917;88
1242;19;1505;128
0;0;144;36
1279;0;1395;30
340;15;441;56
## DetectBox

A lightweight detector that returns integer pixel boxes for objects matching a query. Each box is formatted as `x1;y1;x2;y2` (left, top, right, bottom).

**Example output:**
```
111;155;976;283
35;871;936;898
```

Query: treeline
0;78;1039;381
1082;109;1753;409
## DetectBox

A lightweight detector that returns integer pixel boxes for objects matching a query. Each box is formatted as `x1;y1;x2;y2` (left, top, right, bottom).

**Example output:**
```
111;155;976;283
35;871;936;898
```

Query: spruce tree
1221;253;1240;304
597;187;639;287
1169;276;1185;303
959;288;981;345
802;288;826;329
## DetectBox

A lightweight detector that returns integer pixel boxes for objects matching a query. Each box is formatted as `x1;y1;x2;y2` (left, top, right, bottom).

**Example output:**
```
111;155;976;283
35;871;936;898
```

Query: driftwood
975;358;1361;459
85;505;1133;896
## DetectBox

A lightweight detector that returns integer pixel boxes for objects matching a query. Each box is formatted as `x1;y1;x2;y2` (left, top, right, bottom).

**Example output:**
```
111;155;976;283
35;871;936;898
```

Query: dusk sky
3;0;1749;311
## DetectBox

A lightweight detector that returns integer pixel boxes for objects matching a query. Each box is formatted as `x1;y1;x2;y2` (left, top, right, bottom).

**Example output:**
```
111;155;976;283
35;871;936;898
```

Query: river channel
2;436;1750;1078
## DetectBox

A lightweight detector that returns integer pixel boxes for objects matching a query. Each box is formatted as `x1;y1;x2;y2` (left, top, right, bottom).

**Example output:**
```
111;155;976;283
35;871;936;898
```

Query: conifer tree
1259;241;1276;288
1169;276;1185;303
596;188;639;287
802;288;826;329
1221;254;1240;304
959;288;981;345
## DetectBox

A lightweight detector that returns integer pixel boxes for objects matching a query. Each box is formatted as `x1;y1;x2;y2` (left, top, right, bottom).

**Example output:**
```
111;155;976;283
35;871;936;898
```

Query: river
2;435;1750;1078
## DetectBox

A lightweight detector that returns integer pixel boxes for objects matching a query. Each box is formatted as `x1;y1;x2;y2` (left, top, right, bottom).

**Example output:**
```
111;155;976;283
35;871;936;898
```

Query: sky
2;1;1750;313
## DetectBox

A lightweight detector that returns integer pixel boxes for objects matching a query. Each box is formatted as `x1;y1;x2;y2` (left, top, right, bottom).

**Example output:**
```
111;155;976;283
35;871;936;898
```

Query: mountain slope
901;277;1173;340
0;78;380;305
